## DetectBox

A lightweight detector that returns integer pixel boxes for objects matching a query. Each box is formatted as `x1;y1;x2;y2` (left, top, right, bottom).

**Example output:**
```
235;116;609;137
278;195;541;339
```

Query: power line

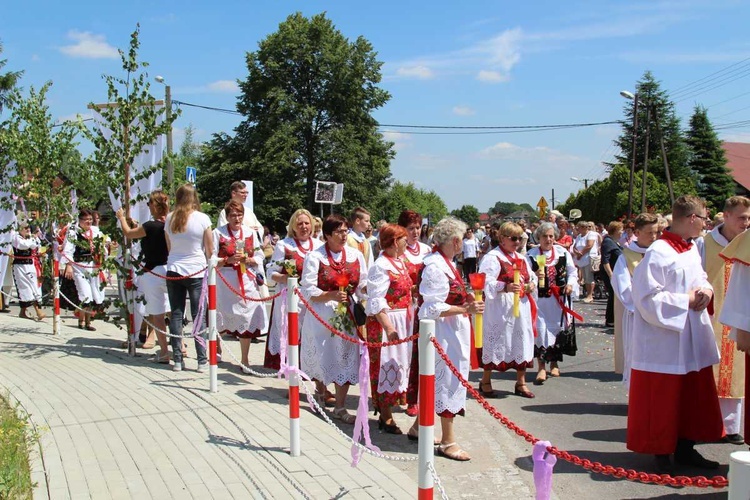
673;67;750;103
669;57;750;97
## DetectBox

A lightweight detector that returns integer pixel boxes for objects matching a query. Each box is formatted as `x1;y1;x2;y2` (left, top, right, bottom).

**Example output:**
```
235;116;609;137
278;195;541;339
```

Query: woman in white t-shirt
164;184;213;372
571;221;598;303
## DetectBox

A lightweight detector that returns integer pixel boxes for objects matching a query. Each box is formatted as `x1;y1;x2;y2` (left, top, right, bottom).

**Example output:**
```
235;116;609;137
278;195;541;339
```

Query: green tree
686;106;735;212
80;24;178;220
450;204;481;225
612;71;694;187
489;201;536;216
0;41;23;114
175;123;200;170
0;83;84;233
377;181;447;223
198;12;393;229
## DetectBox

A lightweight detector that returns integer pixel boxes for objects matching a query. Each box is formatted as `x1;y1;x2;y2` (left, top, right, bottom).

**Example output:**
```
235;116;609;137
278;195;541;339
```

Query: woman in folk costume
527;222;579;384
12;221;46;321
62;209;107;330
478;221;537;398
264;209;323;370
300;214;367;424
419;217;484;461
366;224;413;435
213;200;267;373
399;209;432;418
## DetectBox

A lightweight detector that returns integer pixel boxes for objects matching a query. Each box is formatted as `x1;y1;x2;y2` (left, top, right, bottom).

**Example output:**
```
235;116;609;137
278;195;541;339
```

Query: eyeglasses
504;235;521;242
689;214;709;221
227;213;243;218
332;229;348;235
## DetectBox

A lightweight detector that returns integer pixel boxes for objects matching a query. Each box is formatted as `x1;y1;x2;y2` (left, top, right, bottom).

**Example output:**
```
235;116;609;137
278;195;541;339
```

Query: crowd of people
2;185;749;473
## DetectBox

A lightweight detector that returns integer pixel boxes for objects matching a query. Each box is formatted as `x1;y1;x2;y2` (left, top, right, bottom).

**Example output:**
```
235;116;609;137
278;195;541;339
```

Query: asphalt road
450;297;739;500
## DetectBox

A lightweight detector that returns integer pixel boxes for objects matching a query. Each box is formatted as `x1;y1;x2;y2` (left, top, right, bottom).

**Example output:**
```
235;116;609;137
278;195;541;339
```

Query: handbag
348;293;367;326
554;295;578;356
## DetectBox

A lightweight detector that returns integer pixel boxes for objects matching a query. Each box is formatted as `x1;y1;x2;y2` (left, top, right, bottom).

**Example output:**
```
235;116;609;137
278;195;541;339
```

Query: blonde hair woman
164;184;213;372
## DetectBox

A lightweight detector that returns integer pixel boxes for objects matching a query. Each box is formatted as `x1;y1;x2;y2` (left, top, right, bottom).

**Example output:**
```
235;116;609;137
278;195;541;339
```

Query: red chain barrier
135;263;207;280
429;337;728;489
215;270;282;302
294;289;419;348
67;260;102;270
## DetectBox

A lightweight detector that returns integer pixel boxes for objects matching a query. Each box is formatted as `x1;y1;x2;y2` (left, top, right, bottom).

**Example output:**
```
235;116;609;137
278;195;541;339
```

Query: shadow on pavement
558;370;623;382
573;427;627;444
521;402;628;416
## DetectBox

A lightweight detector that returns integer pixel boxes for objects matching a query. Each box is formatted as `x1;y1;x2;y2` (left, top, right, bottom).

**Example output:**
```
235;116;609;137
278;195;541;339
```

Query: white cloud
476;70;508;83
395;65;435;80
59;31;118;59
618;50;750;64
478;141;584;165
452;106;476;116
207;80;239;93
31;54;40;62
381;131;412;152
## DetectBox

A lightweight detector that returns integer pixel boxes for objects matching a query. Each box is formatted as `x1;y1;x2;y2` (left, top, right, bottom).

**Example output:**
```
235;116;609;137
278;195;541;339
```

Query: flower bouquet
329;275;356;336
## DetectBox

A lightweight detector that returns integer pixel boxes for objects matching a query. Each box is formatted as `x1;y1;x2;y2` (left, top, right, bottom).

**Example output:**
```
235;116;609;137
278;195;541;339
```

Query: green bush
0;395;36;499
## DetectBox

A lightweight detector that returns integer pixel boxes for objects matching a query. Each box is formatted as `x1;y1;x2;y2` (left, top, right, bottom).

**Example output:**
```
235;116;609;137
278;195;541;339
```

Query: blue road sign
186;166;197;184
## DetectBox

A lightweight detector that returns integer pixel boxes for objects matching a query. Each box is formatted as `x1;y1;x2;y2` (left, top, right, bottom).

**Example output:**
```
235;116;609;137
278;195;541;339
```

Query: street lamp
155;75;174;189
570;176;592;189
621;90;639;218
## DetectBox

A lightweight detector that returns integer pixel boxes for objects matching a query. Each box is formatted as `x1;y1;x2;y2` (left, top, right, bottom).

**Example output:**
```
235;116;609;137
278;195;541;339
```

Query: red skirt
366;318;407;410
627;366;724;454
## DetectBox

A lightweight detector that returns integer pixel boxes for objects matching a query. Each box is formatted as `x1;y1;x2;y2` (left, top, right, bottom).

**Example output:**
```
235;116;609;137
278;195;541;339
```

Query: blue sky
3;0;750;213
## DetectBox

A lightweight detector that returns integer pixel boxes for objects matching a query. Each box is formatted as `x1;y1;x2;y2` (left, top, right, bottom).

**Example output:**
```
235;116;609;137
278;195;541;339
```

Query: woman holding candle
528;222;579;384
264;209;323;370
213;200;267;373
419;217;484;461
399;209;432;418
366;224;413;434
300;214;367;424
478;221;537;398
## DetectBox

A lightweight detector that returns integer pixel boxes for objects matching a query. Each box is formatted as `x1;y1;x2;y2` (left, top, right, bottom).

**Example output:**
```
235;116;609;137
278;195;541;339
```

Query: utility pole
551;189;556;210
165;84;173;189
627;96;639;219
651;104;675;206
641;106;651;213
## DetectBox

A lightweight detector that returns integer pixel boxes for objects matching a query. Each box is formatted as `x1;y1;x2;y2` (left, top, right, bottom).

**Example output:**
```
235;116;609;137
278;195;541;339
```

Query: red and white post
287;277;301;457
208;257;218;393
52;257;60;335
418;319;436;500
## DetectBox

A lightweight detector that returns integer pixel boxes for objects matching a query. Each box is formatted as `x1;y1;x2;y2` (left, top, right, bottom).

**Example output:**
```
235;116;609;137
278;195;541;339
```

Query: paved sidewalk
0;310;420;500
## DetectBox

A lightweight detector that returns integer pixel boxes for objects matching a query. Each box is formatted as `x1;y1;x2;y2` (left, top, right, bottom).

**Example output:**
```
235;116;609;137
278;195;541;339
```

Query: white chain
57;289;99;314
217;335;280;378
300;380;418;462
141;314;205;338
427;461;450;500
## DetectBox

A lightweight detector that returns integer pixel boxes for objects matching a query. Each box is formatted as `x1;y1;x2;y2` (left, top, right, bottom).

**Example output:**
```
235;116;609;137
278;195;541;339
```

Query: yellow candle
513;267;520;317
536;255;547;288
474;290;483;348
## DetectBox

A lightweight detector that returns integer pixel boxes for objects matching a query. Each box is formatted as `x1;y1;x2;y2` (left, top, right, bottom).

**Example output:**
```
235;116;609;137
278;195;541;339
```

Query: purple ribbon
532;440;556;500
277;287;289;377
351;344;381;467
189;268;209;349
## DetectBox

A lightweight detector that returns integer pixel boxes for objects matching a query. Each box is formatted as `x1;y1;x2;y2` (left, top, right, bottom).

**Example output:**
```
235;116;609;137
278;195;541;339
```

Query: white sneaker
172;362;183;372
197;362;209;373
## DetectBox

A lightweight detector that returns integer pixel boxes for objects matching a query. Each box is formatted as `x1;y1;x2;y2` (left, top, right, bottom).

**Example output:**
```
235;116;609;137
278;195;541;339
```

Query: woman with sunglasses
478;221;537;398
300;214;367;424
528;222;578;383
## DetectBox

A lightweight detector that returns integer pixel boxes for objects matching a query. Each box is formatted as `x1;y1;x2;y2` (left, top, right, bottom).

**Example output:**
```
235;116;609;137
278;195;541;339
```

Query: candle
536;255;547;288
513;264;520;318
469;273;486;348
235;239;246;276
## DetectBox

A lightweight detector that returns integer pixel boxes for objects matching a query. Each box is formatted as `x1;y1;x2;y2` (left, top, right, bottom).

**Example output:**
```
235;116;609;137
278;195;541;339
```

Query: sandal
85;324;96;331
550;365;561;377
534;370;547;386
514;384;535;399
437;442;471;462
332;407;356;424
478;381;497;397
324;389;336;408
150;353;171;364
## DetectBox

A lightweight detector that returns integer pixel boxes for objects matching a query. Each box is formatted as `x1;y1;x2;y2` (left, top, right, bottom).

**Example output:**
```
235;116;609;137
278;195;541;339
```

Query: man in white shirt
611;213;659;388
217;181;264;239
627;196;723;474
696;196;750;445
346;207;373;270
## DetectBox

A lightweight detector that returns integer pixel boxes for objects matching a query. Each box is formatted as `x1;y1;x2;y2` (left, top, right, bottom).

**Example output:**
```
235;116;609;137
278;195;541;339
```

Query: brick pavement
0;310;422;500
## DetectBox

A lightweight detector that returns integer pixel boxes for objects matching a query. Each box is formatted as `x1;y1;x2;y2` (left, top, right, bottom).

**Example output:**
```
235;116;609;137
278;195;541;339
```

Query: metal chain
140;314;205;338
217;335;280;378
300;380;418;462
427;461;450;500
